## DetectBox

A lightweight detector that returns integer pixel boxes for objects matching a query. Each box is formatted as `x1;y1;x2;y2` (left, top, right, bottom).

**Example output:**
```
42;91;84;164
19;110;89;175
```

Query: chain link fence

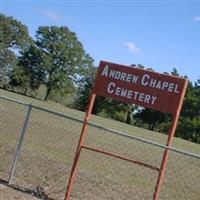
0;96;83;199
0;98;27;181
0;95;200;200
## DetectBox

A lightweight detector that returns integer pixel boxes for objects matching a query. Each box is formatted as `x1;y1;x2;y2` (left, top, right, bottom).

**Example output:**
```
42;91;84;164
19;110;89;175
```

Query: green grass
0;88;200;200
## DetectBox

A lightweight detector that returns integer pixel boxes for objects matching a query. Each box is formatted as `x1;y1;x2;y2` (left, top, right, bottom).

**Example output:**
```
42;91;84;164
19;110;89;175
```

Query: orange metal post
153;80;188;200
64;93;96;200
82;145;160;172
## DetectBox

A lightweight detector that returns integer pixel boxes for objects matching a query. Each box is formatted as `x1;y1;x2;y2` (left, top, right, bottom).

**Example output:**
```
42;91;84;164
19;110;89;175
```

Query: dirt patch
0;183;39;200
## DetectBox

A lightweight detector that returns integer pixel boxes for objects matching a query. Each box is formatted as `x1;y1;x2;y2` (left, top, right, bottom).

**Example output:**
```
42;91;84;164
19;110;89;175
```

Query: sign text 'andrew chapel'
93;61;187;114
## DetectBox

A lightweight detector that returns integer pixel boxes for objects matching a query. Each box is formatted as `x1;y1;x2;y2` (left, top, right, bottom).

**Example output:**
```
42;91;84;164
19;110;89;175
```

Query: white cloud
124;42;141;55
42;9;61;21
194;16;200;21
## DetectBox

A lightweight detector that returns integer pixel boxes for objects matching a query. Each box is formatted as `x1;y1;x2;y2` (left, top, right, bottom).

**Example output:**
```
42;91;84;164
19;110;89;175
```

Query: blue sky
1;0;200;83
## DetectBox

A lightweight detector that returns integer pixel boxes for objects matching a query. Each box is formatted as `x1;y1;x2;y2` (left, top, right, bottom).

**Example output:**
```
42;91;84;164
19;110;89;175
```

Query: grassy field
0;88;200;200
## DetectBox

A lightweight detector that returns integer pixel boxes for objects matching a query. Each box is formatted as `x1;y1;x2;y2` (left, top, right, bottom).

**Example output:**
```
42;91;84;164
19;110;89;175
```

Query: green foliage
0;46;17;84
176;78;200;143
11;45;49;91
24;26;94;100
0;13;31;49
73;67;107;114
9;25;94;101
176;117;200;143
134;108;167;131
171;67;179;77
113;111;128;123
9;64;31;94
0;13;32;85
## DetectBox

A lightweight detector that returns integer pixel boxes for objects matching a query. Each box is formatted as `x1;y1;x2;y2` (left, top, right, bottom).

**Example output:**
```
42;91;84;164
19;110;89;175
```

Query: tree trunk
44;87;51;101
151;122;156;131
23;87;27;95
195;128;200;143
148;123;152;130
148;122;156;131
126;110;131;124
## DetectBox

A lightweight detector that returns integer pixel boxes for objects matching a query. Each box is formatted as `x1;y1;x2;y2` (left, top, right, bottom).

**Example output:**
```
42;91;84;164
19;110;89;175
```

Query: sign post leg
153;80;188;200
153;112;179;200
64;93;96;200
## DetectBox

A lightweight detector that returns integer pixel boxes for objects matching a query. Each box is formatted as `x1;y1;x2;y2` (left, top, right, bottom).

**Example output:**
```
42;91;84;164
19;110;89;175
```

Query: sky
1;0;200;83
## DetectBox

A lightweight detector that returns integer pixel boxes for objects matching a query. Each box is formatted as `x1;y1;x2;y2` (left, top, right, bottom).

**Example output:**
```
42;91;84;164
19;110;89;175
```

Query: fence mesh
12;107;83;200
0;99;26;181
71;148;158;200
160;151;200;200
86;124;164;168
0;96;200;200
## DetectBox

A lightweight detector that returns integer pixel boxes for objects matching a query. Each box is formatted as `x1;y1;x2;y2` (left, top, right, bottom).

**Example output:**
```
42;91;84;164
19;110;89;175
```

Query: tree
190;79;200;143
0;14;32;85
19;26;94;100
0;47;17;84
11;45;49;91
0;14;31;49
74;67;107;114
9;64;31;94
134;108;166;130
171;67;179;77
177;78;200;143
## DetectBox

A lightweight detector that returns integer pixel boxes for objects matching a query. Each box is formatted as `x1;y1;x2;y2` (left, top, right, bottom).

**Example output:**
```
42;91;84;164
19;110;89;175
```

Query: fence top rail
32;105;83;124
1;95;200;160
0;95;83;124
87;122;200;160
0;95;30;106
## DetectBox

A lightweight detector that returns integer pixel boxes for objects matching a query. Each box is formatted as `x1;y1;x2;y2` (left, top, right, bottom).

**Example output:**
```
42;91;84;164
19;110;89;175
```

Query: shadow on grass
0;179;54;200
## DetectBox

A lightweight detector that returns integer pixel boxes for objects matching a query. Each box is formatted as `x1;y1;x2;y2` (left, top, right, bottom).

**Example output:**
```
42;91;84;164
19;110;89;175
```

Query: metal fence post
8;104;32;185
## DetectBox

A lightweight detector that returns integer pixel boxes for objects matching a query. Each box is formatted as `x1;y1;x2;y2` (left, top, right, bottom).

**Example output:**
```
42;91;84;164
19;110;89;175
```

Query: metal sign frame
64;61;188;200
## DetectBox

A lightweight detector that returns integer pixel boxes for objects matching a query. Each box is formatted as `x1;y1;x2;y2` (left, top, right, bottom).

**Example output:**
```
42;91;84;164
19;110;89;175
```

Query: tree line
0;14;199;144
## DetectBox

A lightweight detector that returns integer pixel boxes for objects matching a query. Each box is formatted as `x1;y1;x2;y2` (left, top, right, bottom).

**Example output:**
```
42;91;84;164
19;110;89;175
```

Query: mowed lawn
0;89;200;200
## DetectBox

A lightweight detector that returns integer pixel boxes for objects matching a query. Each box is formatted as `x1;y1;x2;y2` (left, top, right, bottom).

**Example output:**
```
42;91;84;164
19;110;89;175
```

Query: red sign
93;61;188;114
